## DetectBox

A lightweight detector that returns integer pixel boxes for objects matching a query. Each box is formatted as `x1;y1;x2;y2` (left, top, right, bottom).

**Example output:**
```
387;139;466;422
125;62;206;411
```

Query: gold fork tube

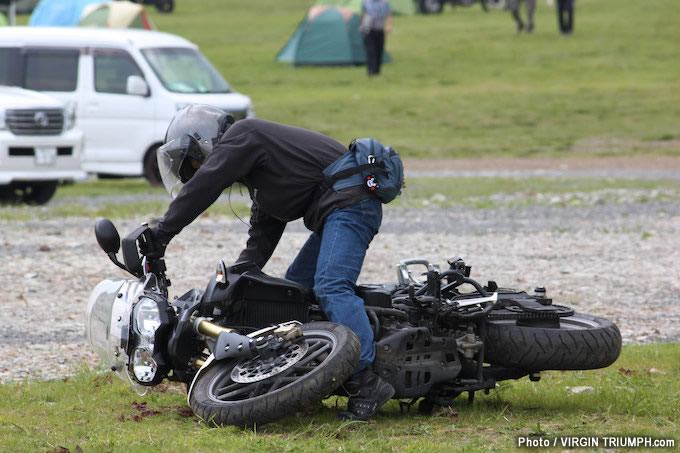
194;318;234;339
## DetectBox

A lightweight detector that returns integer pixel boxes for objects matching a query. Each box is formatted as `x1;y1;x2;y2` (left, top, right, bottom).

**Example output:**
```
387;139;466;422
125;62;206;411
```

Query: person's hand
140;227;167;260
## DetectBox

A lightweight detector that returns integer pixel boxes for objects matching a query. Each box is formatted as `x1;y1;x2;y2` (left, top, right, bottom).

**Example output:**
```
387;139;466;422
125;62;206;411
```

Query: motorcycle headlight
85;279;142;380
135;297;161;337
131;297;162;383
131;347;157;384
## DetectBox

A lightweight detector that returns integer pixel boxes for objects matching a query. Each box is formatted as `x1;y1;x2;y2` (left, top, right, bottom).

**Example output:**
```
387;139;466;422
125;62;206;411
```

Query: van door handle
87;102;100;112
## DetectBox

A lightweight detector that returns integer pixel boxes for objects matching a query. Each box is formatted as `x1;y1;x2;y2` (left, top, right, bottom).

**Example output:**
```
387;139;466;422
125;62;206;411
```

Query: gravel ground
1;163;679;383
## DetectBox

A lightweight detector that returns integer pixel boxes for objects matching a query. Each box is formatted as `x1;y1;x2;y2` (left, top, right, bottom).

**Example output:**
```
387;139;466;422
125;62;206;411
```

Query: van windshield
141;47;232;94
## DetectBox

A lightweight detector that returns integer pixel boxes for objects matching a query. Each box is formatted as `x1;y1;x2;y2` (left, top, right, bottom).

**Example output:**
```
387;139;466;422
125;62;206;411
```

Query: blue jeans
285;199;382;373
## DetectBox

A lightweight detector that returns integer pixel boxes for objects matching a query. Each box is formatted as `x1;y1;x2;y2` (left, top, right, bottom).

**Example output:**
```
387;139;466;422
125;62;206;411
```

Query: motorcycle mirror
95;218;121;254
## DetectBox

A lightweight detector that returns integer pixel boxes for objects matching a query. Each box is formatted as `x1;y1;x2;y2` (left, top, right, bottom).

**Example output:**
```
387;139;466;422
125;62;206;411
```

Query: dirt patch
403;156;680;172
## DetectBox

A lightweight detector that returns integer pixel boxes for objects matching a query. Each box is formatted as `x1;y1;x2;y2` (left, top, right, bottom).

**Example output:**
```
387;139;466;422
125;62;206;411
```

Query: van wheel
155;0;174;13
144;145;163;186
418;0;444;13
0;185;19;204
0;182;58;205
24;181;59;205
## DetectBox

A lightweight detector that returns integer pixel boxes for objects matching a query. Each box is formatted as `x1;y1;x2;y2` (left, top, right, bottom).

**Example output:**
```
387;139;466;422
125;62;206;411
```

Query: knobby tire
484;313;622;371
189;322;360;427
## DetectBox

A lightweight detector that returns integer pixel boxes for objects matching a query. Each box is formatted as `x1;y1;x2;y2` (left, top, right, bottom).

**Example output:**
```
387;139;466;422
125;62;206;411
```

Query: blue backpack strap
318;161;382;193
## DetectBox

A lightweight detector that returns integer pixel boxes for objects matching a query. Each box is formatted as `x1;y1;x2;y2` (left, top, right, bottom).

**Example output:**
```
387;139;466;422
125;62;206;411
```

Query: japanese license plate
34;147;57;166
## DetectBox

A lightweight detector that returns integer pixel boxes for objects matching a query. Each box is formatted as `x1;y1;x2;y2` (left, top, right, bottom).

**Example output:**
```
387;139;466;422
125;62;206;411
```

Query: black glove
139;227;167;260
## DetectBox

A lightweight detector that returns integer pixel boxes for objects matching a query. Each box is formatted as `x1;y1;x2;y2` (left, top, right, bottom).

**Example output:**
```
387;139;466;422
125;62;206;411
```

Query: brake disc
230;340;309;384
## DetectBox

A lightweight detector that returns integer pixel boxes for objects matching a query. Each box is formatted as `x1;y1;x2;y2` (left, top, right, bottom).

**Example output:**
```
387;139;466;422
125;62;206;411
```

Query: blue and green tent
276;6;391;66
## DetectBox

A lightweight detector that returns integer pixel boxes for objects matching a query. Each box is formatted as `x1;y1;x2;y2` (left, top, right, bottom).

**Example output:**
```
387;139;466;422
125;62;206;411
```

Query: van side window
24;49;79;92
0;48;21;86
94;50;145;95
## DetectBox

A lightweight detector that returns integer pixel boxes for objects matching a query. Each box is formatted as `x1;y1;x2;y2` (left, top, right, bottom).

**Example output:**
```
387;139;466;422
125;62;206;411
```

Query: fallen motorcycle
86;218;622;426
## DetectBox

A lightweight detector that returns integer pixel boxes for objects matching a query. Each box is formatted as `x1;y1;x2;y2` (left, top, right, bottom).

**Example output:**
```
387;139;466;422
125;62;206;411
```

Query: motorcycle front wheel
484;313;622;371
189;322;360;427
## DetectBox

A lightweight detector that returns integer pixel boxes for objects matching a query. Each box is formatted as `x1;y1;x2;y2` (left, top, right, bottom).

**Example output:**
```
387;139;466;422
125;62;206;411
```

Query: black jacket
154;118;372;268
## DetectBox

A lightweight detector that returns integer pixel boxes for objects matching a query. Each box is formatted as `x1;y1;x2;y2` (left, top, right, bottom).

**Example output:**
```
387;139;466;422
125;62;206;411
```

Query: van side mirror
127;75;149;97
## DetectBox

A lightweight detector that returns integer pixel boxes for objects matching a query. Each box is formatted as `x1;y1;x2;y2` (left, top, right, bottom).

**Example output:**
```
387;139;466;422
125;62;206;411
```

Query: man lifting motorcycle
146;104;401;420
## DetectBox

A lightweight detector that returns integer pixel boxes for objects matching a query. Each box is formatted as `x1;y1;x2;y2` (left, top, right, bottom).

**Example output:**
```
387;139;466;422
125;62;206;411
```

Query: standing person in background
360;0;392;76
507;0;536;34
556;0;574;34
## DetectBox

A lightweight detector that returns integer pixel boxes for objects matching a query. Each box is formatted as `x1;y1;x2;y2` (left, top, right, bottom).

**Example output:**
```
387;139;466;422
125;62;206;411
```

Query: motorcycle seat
227;261;311;302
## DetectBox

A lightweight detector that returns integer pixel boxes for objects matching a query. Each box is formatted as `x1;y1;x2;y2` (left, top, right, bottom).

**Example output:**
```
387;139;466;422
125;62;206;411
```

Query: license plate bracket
34;147;57;166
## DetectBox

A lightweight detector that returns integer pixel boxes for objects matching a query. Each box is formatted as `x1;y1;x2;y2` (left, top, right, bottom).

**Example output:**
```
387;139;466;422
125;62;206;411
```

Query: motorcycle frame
97;220;543;404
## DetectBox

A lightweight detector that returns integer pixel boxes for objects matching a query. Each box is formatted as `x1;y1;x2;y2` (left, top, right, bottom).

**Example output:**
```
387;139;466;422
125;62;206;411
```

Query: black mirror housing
95;218;121;254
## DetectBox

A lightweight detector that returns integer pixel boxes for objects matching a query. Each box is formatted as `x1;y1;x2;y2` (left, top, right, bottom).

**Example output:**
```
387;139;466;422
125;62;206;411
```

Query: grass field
0;344;677;452
134;0;679;159
1;176;678;220
3;2;678;451
14;0;680;160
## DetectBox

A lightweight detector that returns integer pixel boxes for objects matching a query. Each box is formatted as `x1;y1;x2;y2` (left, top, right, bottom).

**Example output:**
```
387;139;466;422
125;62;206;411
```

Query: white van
0;86;85;204
0;27;255;184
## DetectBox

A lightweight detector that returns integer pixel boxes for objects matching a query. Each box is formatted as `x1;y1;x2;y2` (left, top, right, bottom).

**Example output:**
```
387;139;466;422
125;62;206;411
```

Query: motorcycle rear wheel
484;313;622;371
189;322;360;427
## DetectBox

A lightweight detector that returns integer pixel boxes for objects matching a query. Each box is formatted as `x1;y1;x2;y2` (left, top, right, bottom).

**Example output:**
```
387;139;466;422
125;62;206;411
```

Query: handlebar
439;270;489;298
396;258;440;285
121;223;151;278
95;219;170;297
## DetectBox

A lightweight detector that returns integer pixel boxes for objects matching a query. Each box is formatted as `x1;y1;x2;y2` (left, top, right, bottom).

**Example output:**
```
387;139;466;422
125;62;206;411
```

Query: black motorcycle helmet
157;104;235;197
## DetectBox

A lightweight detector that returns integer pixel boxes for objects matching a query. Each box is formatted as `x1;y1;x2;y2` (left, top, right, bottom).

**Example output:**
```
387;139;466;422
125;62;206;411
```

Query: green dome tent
276;6;391;66
315;0;416;16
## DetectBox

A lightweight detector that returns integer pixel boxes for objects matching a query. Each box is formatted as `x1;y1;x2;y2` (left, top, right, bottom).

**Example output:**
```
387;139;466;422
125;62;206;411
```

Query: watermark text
517;436;675;449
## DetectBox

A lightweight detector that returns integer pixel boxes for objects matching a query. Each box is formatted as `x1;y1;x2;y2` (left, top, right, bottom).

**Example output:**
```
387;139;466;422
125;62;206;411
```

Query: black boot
336;369;395;421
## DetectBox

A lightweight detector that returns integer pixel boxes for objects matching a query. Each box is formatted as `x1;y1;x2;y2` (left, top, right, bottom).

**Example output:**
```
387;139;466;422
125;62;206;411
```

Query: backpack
320;138;404;203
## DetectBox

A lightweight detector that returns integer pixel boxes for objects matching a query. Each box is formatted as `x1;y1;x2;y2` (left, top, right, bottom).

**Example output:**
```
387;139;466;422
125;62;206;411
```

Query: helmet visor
157;135;203;198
